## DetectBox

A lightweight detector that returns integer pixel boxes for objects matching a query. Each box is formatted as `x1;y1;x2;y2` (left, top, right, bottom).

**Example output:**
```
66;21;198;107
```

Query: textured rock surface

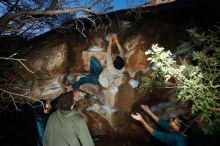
9;0;220;141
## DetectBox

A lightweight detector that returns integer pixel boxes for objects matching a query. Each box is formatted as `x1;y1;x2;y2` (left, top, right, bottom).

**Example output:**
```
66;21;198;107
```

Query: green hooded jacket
43;109;94;146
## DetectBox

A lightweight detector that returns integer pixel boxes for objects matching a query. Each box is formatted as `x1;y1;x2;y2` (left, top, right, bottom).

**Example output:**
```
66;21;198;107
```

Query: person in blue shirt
131;104;187;146
33;99;53;146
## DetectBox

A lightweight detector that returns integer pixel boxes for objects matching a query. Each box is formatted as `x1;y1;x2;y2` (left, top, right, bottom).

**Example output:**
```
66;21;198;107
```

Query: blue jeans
35;114;49;146
72;56;103;90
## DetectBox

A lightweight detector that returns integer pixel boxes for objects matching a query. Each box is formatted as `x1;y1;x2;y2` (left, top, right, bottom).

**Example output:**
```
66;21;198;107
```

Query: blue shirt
152;118;187;146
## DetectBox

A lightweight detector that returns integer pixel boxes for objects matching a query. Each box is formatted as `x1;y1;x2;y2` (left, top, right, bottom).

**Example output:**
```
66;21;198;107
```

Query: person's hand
112;33;118;40
44;102;52;114
141;104;149;112
73;90;81;101
107;34;113;43
70;100;77;110
66;85;73;92
131;113;144;121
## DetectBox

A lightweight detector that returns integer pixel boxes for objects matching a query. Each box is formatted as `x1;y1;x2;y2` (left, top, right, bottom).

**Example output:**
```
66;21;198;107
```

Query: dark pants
72;56;103;90
35;114;49;146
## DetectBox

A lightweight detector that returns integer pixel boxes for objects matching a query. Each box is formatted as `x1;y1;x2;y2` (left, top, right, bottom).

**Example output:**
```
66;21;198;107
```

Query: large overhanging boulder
3;0;219;141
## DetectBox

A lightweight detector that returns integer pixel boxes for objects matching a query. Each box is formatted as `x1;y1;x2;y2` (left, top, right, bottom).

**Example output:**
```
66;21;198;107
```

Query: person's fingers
131;114;137;117
131;114;135;117
67;85;73;92
141;104;148;110
44;109;49;114
136;112;140;116
131;114;143;121
45;103;49;108
112;34;118;41
108;37;113;42
131;114;138;120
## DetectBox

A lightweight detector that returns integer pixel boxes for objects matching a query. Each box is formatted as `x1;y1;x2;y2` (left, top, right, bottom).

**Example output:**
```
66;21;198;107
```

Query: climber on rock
66;33;125;91
131;104;187;146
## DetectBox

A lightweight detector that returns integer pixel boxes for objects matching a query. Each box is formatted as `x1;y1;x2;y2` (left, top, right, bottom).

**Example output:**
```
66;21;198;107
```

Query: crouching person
43;90;95;146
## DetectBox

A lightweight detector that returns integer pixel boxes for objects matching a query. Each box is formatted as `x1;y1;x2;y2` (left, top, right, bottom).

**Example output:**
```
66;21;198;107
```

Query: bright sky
112;0;149;10
0;0;149;17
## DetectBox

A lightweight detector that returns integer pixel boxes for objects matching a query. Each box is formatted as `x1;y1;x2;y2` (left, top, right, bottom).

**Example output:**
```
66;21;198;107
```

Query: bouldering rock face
9;0;220;141
14;39;70;100
82;51;107;71
124;35;149;67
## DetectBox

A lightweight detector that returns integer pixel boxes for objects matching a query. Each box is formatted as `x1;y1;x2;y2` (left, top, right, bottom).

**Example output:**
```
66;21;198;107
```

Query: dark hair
113;56;125;70
56;91;74;110
170;117;182;129
32;100;47;115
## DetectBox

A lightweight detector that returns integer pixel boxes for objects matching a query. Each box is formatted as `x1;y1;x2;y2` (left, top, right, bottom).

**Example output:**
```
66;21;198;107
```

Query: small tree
140;24;220;134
